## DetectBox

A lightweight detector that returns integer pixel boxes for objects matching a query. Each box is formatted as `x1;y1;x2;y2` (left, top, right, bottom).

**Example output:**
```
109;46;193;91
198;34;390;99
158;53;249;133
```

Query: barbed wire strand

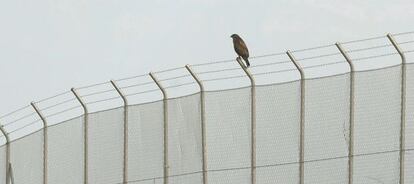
86;96;120;105
2;112;37;127
250;51;286;59
302;60;346;70
341;35;386;44
153;66;184;74
77;81;109;90
164;82;196;89
346;44;393;53
158;74;191;82
392;31;414;36
291;43;335;53
40;97;77;111
119;80;155;90
8;119;41;134
250;60;292;69
45;105;81;119
35;91;71;103
81;88;116;98
353;52;399;61
296;52;342;61
124;88;161;97
252;68;298;76
115;73;148;82
0;105;30;119
202;74;247;83
197;67;241;75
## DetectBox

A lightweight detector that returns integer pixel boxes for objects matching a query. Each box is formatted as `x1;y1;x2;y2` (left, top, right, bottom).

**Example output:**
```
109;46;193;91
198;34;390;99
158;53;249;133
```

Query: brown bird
231;34;250;67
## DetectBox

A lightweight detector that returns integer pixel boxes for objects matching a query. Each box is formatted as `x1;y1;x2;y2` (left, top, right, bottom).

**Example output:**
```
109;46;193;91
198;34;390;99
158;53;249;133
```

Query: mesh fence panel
205;87;251;183
256;81;301;184
47;116;84;184
88;107;124;184
127;101;164;183
405;63;414;183
0;145;5;183
304;73;350;184
353;65;402;184
167;93;203;184
10;130;44;184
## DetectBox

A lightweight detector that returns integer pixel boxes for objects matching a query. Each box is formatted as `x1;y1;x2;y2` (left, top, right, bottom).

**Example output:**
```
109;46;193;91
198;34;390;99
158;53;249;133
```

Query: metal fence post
387;33;406;184
236;58;256;184
336;43;355;184
71;88;89;184
31;102;48;184
149;72;169;184
286;50;305;184
110;80;129;184
0;125;10;184
185;64;208;184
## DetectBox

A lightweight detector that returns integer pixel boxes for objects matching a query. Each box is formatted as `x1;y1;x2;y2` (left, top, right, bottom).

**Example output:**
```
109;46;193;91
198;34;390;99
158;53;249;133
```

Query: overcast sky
1;0;414;115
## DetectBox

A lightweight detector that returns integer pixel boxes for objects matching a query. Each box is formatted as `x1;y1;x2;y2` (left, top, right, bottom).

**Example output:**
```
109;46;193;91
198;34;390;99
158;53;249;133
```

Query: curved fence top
1;31;414;142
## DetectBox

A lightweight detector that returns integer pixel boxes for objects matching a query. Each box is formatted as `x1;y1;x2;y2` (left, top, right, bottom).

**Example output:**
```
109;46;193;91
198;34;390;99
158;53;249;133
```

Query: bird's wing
237;39;249;58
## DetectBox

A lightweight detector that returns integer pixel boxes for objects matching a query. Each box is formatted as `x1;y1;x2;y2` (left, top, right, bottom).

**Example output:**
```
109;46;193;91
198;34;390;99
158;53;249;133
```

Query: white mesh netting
10;130;44;184
405;63;414;183
127;101;164;183
47;116;84;183
256;81;301;184
353;65;402;184
88;107;124;184
0;145;5;183
204;87;252;183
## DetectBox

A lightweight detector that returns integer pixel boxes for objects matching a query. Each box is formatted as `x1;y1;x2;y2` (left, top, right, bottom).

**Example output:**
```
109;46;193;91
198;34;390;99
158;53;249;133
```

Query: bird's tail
244;58;250;67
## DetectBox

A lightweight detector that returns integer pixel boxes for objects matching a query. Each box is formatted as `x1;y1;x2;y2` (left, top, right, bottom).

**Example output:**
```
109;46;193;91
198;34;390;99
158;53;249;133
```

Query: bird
231;34;250;67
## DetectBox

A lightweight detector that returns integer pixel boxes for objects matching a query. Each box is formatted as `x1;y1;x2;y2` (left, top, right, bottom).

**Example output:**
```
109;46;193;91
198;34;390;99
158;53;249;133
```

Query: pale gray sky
1;0;414;115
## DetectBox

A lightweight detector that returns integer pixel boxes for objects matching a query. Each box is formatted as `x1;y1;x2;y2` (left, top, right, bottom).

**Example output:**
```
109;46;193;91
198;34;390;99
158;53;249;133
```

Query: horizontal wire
347;44;393;53
302;60;346;70
45;105;81;119
86;96;120;105
250;51;286;59
392;31;414;36
291;43;335;53
191;59;235;67
250;60;292;69
202;74;247;82
124;88;161;97
406;50;414;53
153;66;184;74
197;67;241;75
341;35;386;44
115;73;148;82
40;97;77;111
81;88;116;98
252;68;298;76
2;112;37;127
353;52;399;61
8;119;41;134
0;105;30;119
119;81;155;90
35;91;71;103
398;40;414;45
296;52;342;61
77;81;109;90
158;74;191;82
164;82;196;89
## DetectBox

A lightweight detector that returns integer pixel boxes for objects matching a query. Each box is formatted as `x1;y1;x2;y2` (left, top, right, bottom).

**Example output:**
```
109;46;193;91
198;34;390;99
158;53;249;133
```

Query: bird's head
230;34;239;39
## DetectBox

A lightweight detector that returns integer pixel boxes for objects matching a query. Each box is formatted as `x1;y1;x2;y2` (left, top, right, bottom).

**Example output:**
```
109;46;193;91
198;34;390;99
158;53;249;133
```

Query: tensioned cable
77;81;109;90
291;43;335;53
0;105;30;119
124;88;161;97
250;51;286;58
8;119;41;134
252;68;298;76
115;73;148;82
40;97;77;111
392;31;414;36
119;81;155;90
44;105;81;119
80;88;116;98
158;74;191;82
196;67;241;75
2;112;37;127
164;81;196;89
341;35;386;44
35;91;71;103
398;40;414;45
353;52;399;61
153;66;184;74
202;74;247;82
86;96;120;105
296;52;342;61
346;44;393;53
302;60;346;69
250;60;292;69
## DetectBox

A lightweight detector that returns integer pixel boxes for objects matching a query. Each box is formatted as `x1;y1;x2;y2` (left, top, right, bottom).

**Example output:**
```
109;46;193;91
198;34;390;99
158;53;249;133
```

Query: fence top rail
1;30;413;133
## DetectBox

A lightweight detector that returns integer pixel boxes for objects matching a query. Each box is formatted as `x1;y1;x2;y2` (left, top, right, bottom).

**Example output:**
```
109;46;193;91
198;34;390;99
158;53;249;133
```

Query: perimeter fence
1;32;414;184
